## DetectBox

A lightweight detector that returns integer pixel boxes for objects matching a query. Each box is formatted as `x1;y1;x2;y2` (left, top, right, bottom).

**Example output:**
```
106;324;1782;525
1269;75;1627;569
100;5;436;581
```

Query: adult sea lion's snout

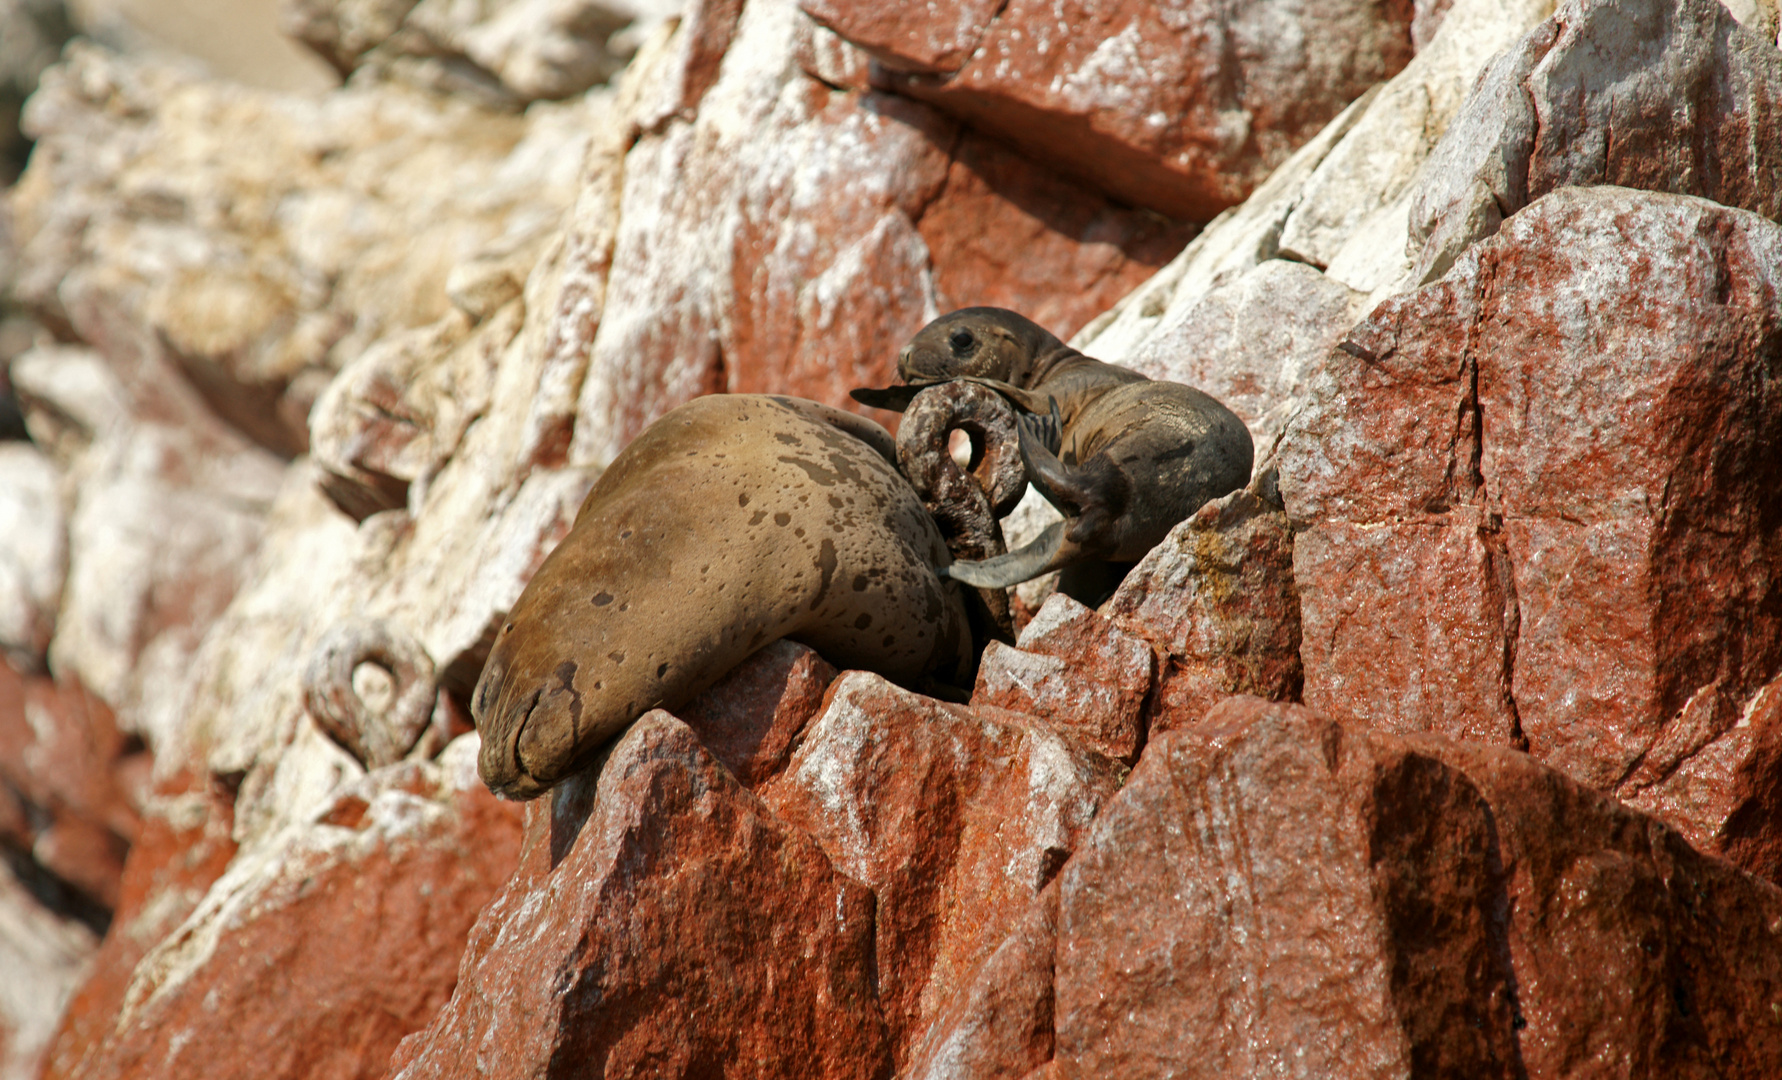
472;634;580;801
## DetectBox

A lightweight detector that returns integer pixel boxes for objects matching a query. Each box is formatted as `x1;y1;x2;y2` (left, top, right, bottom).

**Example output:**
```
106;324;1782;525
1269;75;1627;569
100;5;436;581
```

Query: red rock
52;747;522;1080
567;8;1185;464
1279;186;1782;876
1292;517;1521;747
759;672;1125;1068
673;638;838;787
924;696;1782;1077
1103;489;1302;736
971;594;1153;763
912;130;1197;335
808;0;1416;220
799;0;1002;72
389;713;890;1080
1406;729;1782;1080
903;883;1058;1080
42;773;238;1080
0;662;145;912
1411;0;1782;282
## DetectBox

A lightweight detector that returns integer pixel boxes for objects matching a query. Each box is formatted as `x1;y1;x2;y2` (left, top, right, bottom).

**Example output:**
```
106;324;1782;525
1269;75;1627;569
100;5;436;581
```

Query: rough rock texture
804;0;1419;221
10;43;596;456
1041;0;1559;501
674;638;838;787
916;696;1782;1078
1409;0;1782;283
1105;488;1303;736
972;594;1154;764
0;0;74;185
0;858;97;1080
283;0;684;103
761;672;1126;1065
0;659;141;1080
388;712;893;1080
0;664;142;915
37;774;237;1080
9;342;282;766
51;738;522;1080
0;441;65;667
559;0;1192;467
1280;185;1782;878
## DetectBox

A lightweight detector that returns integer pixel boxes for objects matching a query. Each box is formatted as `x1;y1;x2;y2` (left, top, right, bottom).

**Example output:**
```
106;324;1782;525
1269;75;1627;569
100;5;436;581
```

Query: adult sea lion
853;307;1253;589
473;393;975;800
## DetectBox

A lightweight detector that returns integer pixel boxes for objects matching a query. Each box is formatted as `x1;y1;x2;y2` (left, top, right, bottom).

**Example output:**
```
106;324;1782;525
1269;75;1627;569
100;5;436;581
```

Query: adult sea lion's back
473;393;973;800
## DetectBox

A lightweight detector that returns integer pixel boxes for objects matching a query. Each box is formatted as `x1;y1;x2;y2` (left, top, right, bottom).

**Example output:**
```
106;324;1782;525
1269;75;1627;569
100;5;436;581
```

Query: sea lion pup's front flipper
940;520;1068;588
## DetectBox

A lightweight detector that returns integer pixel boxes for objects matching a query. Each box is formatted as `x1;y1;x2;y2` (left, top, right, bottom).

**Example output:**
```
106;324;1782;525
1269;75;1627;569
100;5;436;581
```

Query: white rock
0;863;98;1080
0;442;66;668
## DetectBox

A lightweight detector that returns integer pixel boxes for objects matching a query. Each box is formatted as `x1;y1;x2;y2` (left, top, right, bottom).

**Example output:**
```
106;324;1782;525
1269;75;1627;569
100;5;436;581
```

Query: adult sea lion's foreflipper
849;385;921;412
939;521;1067;589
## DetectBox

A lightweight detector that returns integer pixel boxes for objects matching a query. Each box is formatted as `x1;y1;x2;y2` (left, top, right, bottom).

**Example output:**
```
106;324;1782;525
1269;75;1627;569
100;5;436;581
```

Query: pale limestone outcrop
282;0;684;103
10;42;598;456
0;440;64;668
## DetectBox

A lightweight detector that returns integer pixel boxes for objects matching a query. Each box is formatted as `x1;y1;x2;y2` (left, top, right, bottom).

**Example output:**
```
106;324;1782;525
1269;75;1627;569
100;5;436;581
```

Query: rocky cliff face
3;0;1781;1077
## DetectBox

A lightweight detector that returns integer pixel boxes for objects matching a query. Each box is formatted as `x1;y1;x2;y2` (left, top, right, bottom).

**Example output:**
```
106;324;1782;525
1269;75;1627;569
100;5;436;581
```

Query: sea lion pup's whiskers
472;393;975;800
858;307;1254;594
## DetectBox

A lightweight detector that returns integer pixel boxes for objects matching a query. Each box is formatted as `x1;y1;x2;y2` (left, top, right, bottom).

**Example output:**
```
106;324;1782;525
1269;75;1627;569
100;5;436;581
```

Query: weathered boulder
1115;259;1369;456
0;852;98;1080
0;0;73;185
674;637;838;787
49;737;522;1080
761;672;1126;1065
559;0;1191;466
914;696;1782;1078
9;343;283;759
972;594;1154;764
9;43;595;456
388;712;892;1080
1105;488;1302;735
0;664;142;916
0;441;64;667
38;774;237;1080
1279;185;1782;878
1409;0;1782;283
282;0;684;103
804;0;1418;222
1065;0;1560;472
0;654;139;1080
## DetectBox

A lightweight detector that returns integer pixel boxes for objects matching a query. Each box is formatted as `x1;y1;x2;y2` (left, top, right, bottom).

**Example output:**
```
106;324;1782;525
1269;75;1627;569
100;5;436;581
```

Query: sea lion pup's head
898;307;1076;388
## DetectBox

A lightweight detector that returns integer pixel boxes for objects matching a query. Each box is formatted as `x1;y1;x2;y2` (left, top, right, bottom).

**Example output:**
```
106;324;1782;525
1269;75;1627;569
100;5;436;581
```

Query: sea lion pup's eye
948;328;975;353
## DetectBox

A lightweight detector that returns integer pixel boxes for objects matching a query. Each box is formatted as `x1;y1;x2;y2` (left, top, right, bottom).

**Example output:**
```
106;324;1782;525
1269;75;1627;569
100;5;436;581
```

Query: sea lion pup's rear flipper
940;521;1068;588
1018;408;1132;551
849;385;921;412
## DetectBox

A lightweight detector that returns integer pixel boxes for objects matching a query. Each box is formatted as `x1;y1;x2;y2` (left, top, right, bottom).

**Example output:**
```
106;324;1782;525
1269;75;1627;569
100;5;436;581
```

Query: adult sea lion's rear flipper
939;521;1067;588
849;385;920;412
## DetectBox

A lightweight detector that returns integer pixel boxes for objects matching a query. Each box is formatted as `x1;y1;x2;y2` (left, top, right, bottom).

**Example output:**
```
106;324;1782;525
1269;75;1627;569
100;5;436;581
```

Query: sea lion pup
852;307;1253;589
472;394;975;800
